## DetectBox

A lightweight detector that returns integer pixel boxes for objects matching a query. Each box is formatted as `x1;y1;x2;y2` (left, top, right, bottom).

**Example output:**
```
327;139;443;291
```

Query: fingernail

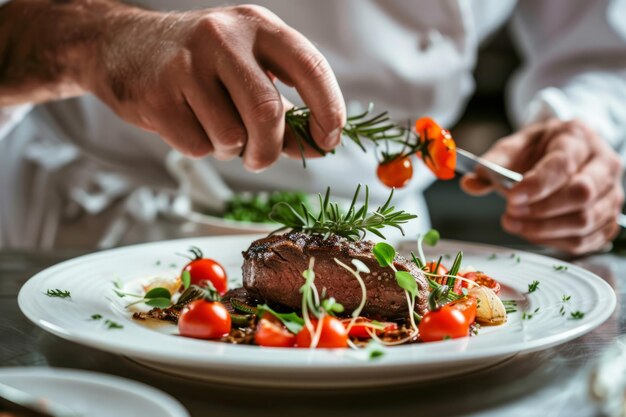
505;218;522;233
323;127;342;148
510;192;528;205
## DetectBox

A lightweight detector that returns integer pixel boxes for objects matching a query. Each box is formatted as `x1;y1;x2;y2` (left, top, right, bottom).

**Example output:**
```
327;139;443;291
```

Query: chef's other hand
461;119;624;255
85;3;345;171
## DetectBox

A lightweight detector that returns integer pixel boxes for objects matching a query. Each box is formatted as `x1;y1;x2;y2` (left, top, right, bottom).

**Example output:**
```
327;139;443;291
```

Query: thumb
460;172;494;196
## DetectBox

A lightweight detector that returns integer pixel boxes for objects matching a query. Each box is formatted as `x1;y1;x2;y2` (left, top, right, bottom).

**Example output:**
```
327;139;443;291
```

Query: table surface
1;247;624;417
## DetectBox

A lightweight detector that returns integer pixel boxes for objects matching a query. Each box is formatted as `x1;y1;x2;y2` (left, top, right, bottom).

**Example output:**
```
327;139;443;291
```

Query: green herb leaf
145;298;172;308
373;242;396;267
321;297;344;314
395;271;417;300
423;229;440;246
570;311;585;320
553;265;568;272
90;314;102;321
104;319;123;330
181;270;191;290
45;289;71;298
256;304;304;334
144;287;171;300
527;280;540;293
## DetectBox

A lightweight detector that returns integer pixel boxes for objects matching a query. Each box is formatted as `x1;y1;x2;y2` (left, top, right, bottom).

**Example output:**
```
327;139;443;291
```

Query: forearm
0;0;135;106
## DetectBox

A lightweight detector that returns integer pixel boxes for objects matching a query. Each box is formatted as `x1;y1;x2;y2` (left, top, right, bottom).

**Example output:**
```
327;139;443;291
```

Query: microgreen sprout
118;287;173;309
522;307;540;320
372;242;418;332
527;280;540;293
104;319;123;330
45;289;71;298
570;311;585;320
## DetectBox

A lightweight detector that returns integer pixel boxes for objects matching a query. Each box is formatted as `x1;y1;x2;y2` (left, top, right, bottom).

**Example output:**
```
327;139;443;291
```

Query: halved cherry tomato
296;316;348;348
448;296;477;325
415;117;456;180
178;299;231;339
418;305;469;342
460;271;501;295
182;247;228;295
255;313;296;348
377;156;413;188
342;318;398;339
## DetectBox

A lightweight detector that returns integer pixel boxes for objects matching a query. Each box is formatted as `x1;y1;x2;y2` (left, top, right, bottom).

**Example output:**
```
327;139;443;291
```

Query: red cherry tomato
461;271;501;295
342;318;398;339
448;296;477;325
296;316;348;348
418;305;469;342
415;117;457;180
178;299;231;339
377;156;413;188
255;313;296;348
182;248;228;295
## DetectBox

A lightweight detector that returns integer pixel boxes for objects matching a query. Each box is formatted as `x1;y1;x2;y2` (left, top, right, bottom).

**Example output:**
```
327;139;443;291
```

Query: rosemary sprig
268;185;417;241
285;104;411;167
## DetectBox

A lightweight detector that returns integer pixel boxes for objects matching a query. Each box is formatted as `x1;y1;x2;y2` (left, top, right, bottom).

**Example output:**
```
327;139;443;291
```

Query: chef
0;0;624;254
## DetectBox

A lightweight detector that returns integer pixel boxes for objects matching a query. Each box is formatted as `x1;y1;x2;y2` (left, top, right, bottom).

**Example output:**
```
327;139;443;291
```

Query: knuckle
576;210;594;232
562;119;587;136
570;176;595;205
553;151;576;175
609;153;624;175
569;237;588;255
250;95;283;124
298;52;332;82
616;187;625;207
234;4;271;19
195;14;232;44
215;125;247;149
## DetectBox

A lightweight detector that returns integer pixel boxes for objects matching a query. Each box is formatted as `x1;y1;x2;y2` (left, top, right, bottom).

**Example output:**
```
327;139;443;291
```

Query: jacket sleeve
507;0;626;151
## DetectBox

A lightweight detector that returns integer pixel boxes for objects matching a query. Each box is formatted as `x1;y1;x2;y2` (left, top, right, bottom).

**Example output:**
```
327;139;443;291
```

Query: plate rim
18;235;617;370
0;367;190;417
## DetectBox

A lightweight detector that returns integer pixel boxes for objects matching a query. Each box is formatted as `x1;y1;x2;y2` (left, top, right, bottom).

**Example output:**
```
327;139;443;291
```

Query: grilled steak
242;232;428;320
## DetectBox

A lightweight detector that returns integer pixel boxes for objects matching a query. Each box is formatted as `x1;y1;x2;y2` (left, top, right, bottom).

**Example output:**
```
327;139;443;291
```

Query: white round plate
18;236;616;388
0;367;189;417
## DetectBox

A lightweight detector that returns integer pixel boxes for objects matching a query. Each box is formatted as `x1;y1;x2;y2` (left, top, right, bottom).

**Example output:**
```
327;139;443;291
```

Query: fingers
258;25;345;151
183;79;247;161
507;126;593;206
507;155;621;219
280;96;328;159
537;220;620;255
460;173;494;196
150;99;213;158
502;186;620;240
217;56;284;172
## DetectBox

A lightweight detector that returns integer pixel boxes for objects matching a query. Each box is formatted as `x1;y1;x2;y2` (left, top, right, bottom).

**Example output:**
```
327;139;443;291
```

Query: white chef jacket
0;0;625;248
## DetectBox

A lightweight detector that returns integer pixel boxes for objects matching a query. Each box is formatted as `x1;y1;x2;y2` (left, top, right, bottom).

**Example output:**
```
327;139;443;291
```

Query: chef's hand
461;119;624;255
85;3;345;171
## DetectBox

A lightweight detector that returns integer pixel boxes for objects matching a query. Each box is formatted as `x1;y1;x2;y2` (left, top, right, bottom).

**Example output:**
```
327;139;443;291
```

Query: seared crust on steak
242;232;428;320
